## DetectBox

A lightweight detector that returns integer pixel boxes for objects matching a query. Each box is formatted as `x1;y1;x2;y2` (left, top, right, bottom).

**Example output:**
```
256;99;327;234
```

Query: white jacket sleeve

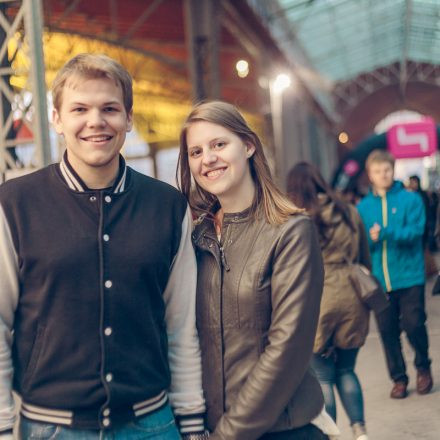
163;206;205;434
0;205;19;431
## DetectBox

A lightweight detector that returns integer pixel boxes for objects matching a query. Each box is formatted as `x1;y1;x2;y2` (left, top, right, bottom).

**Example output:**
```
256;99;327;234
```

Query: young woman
287;162;371;440
177;101;339;440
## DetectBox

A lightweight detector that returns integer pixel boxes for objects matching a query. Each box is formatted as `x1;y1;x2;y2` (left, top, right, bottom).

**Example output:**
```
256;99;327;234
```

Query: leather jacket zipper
219;246;230;271
201;231;227;410
219;223;231;272
202;231;230;272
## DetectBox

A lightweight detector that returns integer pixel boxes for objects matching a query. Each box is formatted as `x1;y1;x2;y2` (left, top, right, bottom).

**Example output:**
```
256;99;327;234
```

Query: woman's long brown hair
177;100;301;225
286;162;355;244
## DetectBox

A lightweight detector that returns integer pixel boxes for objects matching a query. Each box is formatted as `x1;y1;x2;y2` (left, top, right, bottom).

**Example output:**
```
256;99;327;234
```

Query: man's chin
83;155;120;170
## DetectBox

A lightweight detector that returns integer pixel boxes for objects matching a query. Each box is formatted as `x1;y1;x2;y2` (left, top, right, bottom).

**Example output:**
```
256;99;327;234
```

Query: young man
0;54;207;439
357;149;433;400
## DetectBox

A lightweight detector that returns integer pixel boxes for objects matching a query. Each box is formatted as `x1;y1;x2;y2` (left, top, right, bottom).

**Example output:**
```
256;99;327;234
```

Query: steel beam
184;0;220;102
23;0;50;167
0;0;50;182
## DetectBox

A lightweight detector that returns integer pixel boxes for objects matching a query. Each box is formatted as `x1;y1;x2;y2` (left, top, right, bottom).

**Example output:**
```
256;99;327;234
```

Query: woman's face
186;121;255;210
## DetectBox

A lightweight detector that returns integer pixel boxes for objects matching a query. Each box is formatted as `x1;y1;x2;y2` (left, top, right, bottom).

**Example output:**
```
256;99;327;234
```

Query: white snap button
89;196;97;202
103;408;110;417
103;234;109;242
105;196;112;203
102;417;110;427
105;373;113;382
105;280;112;289
104;327;112;336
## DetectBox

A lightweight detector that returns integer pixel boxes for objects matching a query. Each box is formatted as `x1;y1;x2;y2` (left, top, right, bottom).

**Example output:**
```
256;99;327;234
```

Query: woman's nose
202;149;217;164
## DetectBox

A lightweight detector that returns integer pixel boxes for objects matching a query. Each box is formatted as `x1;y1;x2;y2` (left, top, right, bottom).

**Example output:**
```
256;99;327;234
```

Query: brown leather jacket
192;209;324;440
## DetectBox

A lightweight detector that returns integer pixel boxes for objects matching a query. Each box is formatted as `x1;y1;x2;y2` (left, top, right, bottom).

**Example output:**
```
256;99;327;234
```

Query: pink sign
343;159;360;177
387;118;437;158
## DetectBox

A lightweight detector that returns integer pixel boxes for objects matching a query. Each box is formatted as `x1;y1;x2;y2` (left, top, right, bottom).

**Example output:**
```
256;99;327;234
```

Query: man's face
408;178;420;192
367;161;394;192
53;75;132;179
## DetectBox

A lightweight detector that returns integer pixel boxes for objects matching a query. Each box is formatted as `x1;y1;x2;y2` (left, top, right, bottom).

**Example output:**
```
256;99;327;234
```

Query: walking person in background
407;175;438;277
178;101;339;440
433;202;440;296
287;162;371;440
0;54;206;439
357;149;433;399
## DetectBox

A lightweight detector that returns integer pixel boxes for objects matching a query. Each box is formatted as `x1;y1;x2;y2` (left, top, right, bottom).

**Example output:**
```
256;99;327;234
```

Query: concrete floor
336;269;440;440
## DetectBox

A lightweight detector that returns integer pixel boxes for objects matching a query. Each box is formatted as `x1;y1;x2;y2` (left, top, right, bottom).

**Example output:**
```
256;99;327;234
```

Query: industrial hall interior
0;1;439;440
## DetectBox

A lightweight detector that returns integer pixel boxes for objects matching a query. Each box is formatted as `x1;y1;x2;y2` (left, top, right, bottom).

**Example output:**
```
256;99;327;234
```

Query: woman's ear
245;143;256;158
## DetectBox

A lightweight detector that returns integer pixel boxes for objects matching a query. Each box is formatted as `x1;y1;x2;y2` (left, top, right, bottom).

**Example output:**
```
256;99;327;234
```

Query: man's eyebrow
67;101;123;106
102;101;123;106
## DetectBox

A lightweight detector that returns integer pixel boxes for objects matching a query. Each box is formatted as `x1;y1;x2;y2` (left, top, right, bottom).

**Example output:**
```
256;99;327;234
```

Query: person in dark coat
287;162;371;440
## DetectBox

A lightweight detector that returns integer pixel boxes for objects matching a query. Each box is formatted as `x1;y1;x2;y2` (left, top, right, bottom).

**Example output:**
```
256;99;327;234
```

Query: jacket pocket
22;324;46;391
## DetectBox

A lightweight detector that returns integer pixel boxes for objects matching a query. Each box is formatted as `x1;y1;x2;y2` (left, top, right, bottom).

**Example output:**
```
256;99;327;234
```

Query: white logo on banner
396;126;429;152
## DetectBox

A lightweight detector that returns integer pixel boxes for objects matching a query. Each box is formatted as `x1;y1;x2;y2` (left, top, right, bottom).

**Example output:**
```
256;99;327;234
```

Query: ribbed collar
369;180;403;197
222;206;254;224
59;151;128;193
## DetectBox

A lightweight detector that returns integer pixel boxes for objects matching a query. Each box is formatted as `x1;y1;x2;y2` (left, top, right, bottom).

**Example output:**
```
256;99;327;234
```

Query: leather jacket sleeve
211;216;324;440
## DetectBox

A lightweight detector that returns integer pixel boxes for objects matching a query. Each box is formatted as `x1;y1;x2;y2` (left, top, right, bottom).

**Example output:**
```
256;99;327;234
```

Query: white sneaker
352;422;368;440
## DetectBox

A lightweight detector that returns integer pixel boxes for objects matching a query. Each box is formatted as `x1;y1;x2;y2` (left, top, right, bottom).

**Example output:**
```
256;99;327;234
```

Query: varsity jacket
0;154;205;434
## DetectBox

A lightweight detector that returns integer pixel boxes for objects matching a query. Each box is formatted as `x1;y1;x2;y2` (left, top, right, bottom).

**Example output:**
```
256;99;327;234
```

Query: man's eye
73;107;86;112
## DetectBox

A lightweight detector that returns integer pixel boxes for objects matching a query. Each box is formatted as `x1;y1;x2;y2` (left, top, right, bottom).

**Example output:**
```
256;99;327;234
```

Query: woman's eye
73;107;86;113
214;141;225;148
104;107;117;112
189;149;202;157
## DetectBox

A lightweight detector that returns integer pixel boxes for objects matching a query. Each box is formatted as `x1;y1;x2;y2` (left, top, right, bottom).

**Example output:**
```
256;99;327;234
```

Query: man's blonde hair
52;53;133;113
365;149;395;171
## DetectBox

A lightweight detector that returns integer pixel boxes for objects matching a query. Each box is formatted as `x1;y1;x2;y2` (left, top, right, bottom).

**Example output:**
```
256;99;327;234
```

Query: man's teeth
84;136;112;141
207;169;224;177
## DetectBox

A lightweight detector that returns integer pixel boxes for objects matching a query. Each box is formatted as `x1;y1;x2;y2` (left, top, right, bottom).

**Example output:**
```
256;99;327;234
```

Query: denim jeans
311;347;364;425
259;424;329;439
374;284;431;384
18;403;181;439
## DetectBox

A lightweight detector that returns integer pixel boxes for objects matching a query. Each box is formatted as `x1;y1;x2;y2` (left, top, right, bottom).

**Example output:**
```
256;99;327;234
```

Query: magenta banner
387;118;437;158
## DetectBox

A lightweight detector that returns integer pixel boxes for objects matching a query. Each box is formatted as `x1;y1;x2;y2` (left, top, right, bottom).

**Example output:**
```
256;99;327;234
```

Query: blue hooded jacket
357;181;425;292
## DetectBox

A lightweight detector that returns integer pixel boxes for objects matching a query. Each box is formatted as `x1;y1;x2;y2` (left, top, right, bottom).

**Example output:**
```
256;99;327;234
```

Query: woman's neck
217;176;255;213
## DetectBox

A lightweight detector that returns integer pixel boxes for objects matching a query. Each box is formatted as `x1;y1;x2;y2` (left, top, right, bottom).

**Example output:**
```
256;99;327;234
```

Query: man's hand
369;223;381;242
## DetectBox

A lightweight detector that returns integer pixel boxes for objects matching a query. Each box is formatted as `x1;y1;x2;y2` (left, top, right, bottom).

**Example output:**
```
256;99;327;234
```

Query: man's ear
126;109;133;132
52;109;63;135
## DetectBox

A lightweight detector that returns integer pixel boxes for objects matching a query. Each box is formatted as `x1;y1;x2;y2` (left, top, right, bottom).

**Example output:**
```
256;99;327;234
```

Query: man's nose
87;109;106;127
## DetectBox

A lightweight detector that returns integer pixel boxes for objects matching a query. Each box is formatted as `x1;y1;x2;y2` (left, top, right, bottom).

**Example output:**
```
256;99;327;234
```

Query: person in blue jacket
357;149;433;400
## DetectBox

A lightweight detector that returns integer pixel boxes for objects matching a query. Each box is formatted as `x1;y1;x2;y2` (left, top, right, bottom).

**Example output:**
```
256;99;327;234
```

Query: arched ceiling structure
5;0;288;148
249;0;440;145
